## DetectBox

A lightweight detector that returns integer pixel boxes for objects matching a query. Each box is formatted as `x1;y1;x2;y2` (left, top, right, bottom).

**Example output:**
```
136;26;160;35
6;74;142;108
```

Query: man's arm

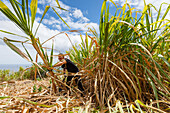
53;59;67;67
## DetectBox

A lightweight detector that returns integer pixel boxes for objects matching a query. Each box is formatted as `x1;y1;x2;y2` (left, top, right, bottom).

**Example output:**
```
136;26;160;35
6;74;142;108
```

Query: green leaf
154;60;170;81
21;0;27;21
34;5;50;36
0;1;22;30
108;0;117;8
145;72;159;108
3;37;30;61
154;2;168;31
158;4;170;28
158;54;170;69
26;0;30;30
135;100;144;112
0;96;10;99
99;0;106;48
55;0;60;8
150;35;163;53
50;40;54;67
30;0;38;30
136;100;147;107
1;38;29;43
22;43;33;61
53;6;68;11
52;7;70;29
0;30;29;39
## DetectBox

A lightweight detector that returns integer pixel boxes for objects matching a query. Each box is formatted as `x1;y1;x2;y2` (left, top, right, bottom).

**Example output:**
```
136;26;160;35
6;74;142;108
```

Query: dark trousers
59;75;84;92
66;75;84;91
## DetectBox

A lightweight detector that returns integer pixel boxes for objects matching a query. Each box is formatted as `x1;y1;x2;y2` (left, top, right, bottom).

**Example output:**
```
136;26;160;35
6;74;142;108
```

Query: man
53;53;84;92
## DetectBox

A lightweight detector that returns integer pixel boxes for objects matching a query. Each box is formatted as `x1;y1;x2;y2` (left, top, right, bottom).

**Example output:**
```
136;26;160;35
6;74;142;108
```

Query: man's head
58;53;64;61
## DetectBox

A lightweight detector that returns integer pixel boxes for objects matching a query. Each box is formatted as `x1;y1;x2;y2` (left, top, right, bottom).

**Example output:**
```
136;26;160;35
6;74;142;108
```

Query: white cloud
37;7;44;14
73;8;90;22
62;16;73;23
65;20;99;32
35;17;41;22
38;1;92;30
43;17;61;25
0;19;84;64
39;0;71;10
52;24;62;30
58;1;71;10
39;0;46;5
0;0;99;64
73;9;83;18
34;21;83;51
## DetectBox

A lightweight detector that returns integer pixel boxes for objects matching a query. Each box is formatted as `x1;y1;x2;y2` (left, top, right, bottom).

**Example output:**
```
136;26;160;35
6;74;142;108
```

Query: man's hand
53;59;67;67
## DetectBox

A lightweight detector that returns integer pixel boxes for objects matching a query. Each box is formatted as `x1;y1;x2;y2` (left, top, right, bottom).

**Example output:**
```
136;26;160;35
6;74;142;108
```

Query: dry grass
0;77;169;112
0;78;89;112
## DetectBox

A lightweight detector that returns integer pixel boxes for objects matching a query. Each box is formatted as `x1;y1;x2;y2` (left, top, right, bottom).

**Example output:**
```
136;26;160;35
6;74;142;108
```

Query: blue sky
0;0;169;64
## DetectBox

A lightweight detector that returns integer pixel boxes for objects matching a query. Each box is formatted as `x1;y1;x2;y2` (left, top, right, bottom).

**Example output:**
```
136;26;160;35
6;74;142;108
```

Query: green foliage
0;63;48;81
0;0;70;92
38;86;42;92
33;84;37;93
0;69;10;81
68;0;170;109
37;77;41;81
32;84;42;92
67;34;97;69
0;69;23;81
49;79;52;84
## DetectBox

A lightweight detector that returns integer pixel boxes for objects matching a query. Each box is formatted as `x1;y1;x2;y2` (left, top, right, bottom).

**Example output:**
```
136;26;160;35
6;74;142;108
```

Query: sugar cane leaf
52;7;70;29
55;0;60;8
108;0;117;8
1;38;29;43
30;0;38;30
158;4;170;28
0;30;29;39
26;0;30;30
50;40;54;67
53;6;68;11
158;54;170;68
22;43;33;61
3;37;30;61
135;100;144;112
0;1;22;30
21;0;27;21
34;5;50;36
0;96;10;99
145;72;159;108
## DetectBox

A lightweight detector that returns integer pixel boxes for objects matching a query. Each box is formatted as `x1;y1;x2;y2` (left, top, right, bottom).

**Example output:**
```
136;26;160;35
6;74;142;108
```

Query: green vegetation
0;0;68;93
0;67;28;81
32;84;42;92
67;0;170;112
0;0;169;112
0;64;47;81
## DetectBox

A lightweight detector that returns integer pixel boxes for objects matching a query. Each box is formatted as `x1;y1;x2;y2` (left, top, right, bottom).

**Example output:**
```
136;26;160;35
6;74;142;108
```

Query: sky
0;0;169;64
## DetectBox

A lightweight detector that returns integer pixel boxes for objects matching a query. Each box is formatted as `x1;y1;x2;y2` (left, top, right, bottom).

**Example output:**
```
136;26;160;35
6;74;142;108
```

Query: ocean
0;64;31;72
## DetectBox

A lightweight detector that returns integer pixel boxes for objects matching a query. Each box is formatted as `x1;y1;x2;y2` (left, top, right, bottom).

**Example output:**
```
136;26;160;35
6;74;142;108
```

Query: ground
0;78;86;112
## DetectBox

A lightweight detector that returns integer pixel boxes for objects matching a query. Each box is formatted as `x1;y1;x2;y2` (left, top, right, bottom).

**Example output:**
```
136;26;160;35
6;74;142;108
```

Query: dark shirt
61;58;79;73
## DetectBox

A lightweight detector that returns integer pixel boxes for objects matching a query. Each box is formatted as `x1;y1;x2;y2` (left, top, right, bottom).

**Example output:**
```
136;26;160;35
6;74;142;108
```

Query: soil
0;78;85;112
